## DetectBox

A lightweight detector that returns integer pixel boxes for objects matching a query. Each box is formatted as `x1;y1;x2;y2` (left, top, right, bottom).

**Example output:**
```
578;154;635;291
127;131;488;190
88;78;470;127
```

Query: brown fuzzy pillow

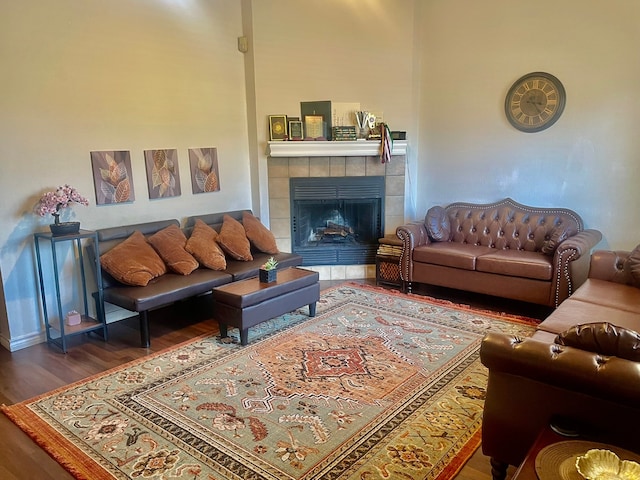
100;231;167;286
217;214;253;261
185;219;226;270
625;244;640;288
242;211;279;254
147;224;199;275
555;322;640;362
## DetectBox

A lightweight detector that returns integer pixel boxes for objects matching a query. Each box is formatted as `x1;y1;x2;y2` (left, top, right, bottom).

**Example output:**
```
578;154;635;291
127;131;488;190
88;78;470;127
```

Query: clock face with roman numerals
505;72;566;132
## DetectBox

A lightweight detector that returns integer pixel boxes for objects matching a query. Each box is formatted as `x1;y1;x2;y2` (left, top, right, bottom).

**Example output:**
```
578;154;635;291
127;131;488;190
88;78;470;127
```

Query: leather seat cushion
412;242;493;270
476;250;553;281
570;278;640;314
538;298;640;335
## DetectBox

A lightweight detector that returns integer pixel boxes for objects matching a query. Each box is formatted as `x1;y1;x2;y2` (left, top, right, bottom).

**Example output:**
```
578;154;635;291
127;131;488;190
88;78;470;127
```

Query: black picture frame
268;115;288;141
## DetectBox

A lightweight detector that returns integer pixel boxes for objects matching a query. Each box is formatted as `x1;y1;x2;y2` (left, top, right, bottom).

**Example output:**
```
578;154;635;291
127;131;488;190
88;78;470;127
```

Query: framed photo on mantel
269;115;288;141
301;100;332;140
288;119;304;140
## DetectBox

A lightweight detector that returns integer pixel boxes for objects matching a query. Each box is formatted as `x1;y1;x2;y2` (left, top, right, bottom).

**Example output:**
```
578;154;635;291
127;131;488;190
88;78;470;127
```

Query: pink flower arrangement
36;184;89;223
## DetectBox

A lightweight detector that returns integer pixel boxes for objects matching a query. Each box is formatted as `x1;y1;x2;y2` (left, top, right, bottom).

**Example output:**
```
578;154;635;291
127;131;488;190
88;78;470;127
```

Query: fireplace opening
290;176;384;265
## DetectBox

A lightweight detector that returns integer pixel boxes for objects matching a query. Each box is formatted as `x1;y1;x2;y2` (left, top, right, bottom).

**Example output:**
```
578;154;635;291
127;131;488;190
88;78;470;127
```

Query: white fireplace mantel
266;140;407;157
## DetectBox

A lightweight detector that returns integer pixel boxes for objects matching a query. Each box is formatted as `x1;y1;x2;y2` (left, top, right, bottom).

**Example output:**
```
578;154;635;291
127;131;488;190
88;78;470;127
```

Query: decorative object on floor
2;283;536;480
259;256;278;283
90;150;135;205
188;147;220;194
35;184;88;235
144;148;181;199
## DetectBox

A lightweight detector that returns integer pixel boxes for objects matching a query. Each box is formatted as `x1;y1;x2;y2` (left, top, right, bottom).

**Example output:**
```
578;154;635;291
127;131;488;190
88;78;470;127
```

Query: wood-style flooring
0;280;547;480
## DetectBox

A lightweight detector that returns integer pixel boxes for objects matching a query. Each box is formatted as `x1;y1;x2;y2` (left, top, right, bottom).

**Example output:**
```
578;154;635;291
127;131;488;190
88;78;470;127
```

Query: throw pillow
217;214;253;261
424;206;451;242
542;224;576;255
625;243;640;288
242;211;279;254
555;322;640;362
100;230;167;286
148;224;199;275
185;219;227;270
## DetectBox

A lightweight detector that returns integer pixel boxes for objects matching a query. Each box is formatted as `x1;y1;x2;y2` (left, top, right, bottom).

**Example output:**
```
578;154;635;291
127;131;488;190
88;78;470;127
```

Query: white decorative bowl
576;449;640;480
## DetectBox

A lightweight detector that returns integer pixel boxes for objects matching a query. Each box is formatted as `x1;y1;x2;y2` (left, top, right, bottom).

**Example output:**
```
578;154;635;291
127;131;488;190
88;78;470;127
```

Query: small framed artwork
144;149;181;199
269;115;288;141
288;120;304;141
304;115;325;140
189;147;220;194
90;150;135;205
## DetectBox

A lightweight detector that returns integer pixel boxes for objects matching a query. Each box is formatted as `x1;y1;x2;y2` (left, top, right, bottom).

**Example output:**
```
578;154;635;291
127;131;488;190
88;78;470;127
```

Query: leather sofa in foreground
396;198;602;307
480;247;640;480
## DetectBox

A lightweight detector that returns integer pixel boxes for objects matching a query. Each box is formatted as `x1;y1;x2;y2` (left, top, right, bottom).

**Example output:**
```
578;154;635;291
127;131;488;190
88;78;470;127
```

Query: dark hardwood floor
0;280;541;480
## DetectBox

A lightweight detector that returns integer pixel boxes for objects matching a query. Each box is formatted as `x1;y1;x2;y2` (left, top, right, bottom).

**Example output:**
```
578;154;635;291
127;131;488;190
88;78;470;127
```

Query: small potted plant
259;256;278;283
36;184;89;236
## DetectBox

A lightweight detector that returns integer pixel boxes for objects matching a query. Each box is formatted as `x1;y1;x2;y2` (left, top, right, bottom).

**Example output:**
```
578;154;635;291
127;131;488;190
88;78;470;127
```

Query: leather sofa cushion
555;322;640;362
413;243;493;270
626;244;640;288
148;224;199;275
538;298;640;335
425;206;451;242
569;278;640;314
476;250;553;280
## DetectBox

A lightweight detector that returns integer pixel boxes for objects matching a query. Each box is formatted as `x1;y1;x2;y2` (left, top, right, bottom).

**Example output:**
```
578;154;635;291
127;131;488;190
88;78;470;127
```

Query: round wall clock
505;72;566;133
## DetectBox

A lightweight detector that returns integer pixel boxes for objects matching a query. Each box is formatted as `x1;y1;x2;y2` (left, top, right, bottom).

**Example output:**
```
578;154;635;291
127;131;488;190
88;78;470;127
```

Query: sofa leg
490;457;509;480
139;311;150;348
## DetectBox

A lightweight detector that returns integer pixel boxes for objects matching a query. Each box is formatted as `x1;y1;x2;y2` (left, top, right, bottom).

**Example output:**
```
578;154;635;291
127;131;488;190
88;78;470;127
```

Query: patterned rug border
2;282;536;480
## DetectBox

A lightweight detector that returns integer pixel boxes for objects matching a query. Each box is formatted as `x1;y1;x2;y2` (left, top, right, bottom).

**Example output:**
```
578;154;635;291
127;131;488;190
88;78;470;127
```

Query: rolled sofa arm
480;332;640;467
396;221;430;283
589;250;632;284
552;229;603;306
480;332;640;406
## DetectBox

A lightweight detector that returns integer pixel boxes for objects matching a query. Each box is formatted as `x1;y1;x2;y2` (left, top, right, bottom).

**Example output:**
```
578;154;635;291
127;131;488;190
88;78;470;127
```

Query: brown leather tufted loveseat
396;198;602;307
480;248;640;479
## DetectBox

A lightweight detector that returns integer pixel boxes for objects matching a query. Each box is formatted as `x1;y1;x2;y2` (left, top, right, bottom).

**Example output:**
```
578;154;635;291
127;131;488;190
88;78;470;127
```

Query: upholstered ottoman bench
212;267;320;345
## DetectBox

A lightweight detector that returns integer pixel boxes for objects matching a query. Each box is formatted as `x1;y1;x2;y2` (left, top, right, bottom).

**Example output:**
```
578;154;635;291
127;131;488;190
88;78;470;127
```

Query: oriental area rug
2;283;536;480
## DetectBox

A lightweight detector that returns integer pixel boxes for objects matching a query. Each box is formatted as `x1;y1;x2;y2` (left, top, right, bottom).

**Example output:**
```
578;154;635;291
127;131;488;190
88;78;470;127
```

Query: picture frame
90;150;135;205
268;115;288;141
304;115;325;140
189;147;220;194
144;149;181;199
288;120;304;141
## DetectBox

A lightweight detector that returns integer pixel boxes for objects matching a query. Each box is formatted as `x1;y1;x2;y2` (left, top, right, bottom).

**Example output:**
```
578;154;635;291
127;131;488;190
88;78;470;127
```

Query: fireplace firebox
290;176;385;265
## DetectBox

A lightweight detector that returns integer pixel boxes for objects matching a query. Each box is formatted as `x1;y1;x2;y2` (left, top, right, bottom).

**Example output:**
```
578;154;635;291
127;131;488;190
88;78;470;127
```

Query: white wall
0;0;249;350
416;0;640;250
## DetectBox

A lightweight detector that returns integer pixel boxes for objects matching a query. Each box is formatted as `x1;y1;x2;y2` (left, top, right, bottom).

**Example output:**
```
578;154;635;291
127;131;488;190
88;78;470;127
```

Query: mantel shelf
266;140;407;157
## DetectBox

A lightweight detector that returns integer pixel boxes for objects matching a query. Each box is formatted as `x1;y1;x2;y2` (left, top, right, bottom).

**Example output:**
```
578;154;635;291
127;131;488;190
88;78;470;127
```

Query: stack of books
377;243;403;257
332;126;357;141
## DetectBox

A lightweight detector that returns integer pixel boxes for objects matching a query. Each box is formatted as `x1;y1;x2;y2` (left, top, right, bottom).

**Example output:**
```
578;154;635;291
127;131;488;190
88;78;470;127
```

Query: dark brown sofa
90;210;302;347
396;198;602;307
480;248;640;479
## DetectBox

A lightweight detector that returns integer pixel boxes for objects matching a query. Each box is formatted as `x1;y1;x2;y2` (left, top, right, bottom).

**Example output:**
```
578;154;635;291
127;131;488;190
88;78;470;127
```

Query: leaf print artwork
189;147;220;194
90;151;135;205
144;149;181;199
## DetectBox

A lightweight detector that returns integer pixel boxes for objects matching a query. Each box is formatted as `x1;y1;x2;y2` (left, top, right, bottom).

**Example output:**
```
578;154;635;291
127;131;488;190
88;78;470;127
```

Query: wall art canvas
144;149;181;199
188;147;220;194
90;150;135;205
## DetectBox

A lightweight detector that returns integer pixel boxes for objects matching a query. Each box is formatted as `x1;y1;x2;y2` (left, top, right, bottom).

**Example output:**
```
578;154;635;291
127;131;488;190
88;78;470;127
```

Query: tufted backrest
445;198;583;252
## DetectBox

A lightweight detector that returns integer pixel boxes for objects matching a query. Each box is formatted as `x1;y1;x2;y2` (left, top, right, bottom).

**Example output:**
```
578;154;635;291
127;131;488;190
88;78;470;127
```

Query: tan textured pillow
100;231;167;286
217;214;253;261
148;224;199;275
625;244;640;288
185;219;227;270
242;211;279;254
